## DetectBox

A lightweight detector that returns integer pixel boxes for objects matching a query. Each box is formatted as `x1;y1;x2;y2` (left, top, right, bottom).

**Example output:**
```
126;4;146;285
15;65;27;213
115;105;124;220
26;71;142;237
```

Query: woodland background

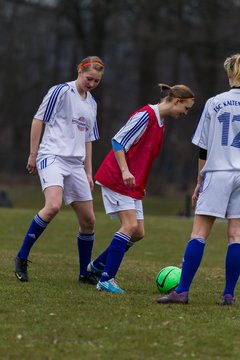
1;0;240;195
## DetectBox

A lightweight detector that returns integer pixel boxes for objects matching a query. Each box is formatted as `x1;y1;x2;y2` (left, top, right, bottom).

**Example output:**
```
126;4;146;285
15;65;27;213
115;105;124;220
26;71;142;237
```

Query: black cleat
79;273;99;285
15;257;30;282
87;261;103;279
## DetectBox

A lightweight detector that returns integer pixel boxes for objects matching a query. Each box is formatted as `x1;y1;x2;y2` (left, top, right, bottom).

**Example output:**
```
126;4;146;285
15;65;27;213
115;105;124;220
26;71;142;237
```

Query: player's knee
121;221;138;236
80;215;95;232
132;228;145;242
44;202;61;219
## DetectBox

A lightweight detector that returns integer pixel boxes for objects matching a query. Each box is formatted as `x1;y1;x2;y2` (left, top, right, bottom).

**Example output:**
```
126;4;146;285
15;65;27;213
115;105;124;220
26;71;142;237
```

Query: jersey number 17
218;112;240;148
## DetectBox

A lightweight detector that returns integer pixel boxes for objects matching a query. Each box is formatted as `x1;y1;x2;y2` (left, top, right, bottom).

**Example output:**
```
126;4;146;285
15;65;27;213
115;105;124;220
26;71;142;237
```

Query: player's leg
127;200;145;247
71;200;97;284
65;163;97;284
91;190;144;270
90;219;144;282
15;186;63;281
176;214;215;292
220;172;240;304
131;220;145;241
157;214;215;304
15;156;65;281
97;209;138;293
222;219;240;305
125;219;145;252
91;187;144;292
157;171;231;304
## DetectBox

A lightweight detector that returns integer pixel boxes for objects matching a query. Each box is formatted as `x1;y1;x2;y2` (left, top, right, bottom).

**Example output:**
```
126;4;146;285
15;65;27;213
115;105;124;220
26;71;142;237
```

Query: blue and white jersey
192;88;240;174
35;81;99;160
113;104;164;151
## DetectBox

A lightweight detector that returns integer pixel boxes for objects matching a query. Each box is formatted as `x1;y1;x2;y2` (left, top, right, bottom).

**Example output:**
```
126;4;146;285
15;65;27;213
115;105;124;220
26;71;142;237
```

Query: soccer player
87;84;195;293
157;53;240;306
15;56;104;284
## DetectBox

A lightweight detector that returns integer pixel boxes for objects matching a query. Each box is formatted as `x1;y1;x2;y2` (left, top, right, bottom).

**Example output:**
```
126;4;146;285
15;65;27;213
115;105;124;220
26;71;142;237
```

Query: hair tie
80;61;104;69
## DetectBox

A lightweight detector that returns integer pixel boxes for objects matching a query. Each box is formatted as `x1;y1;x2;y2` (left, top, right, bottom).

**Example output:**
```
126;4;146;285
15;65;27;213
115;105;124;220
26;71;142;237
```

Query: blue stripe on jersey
43;83;68;122
120;111;149;148
93;121;99;140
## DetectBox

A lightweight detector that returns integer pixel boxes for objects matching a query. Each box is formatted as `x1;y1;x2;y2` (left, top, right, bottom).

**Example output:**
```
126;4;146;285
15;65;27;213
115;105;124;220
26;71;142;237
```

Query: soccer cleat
156;290;189;304
15;257;30;282
87;261;103;279
79;273;99;285
221;294;235;306
96;278;125;293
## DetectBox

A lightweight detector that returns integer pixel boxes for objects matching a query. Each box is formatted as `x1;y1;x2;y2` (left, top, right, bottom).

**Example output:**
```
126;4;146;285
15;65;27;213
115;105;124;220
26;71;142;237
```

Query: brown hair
77;56;104;73
224;54;240;86
158;83;195;101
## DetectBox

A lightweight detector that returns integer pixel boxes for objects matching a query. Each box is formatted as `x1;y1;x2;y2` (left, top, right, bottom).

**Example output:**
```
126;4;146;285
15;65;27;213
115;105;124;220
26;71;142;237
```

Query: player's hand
192;183;201;207
26;153;37;175
122;169;135;187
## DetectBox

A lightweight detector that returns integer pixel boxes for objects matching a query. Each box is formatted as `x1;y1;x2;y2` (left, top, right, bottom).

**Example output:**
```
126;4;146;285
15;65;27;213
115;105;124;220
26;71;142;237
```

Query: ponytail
158;83;194;101
158;83;171;92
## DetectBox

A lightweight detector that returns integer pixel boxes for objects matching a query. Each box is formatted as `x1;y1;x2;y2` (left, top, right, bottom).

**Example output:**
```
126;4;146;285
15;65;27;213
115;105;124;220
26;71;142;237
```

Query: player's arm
192;148;207;206
85;141;94;191
26;118;44;175
112;110;149;187
112;140;135;187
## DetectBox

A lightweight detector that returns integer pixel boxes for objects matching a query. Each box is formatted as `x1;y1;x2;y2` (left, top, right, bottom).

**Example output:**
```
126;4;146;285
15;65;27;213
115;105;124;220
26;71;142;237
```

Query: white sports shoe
96;278;125;293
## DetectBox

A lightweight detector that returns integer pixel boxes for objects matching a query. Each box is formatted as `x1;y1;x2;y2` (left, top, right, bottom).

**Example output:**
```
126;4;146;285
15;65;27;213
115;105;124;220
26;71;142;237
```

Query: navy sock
177;238;205;293
125;240;135;252
93;248;108;270
77;232;94;276
93;239;134;270
101;232;130;282
17;214;49;259
223;243;240;296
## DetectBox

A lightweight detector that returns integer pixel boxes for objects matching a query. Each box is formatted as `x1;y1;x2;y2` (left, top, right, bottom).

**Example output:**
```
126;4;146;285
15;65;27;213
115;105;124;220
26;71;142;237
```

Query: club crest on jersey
72;116;86;131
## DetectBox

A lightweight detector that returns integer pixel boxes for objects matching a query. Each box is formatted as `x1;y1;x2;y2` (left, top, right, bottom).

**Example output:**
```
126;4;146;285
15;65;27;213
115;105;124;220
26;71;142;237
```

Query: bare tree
1;0;240;194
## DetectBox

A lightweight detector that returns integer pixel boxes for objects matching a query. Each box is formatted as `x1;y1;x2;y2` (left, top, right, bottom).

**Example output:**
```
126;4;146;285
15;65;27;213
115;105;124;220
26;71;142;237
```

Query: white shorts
196;171;240;219
100;186;144;220
37;155;92;205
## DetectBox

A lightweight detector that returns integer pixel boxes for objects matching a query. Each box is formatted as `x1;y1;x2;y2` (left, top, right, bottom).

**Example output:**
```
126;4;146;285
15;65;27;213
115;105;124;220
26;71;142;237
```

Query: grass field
0;186;239;359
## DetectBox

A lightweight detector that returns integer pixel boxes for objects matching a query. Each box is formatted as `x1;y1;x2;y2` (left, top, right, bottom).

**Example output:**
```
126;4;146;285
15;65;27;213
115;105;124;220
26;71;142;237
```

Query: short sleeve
192;97;214;149
113;110;149;152
34;83;70;124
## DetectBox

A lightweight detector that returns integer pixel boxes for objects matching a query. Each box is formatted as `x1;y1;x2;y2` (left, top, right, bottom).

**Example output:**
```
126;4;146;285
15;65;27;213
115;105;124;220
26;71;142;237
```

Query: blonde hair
158;83;194;101
77;56;104;73
224;54;240;86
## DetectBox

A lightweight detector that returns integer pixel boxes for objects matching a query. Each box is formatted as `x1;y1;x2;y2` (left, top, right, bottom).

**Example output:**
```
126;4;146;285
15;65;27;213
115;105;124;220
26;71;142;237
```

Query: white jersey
192;88;240;174
113;104;164;151
35;81;99;160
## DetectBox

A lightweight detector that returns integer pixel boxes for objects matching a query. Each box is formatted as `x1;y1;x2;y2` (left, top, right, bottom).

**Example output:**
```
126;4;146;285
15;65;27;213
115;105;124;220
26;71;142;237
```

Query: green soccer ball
156;266;181;294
